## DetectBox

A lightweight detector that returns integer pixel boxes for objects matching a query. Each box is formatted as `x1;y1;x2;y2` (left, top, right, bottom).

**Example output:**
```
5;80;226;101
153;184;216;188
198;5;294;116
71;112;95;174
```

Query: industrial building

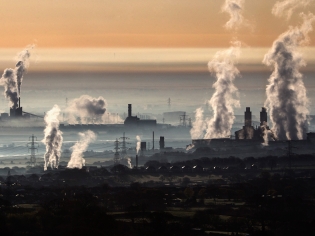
124;104;157;126
9;98;23;118
192;107;315;155
234;107;273;141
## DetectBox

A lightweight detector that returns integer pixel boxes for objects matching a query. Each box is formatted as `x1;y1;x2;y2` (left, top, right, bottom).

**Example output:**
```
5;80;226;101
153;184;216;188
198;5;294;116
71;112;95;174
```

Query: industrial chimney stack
260;107;267;126
128;104;132;117
244;107;252;127
159;136;165;149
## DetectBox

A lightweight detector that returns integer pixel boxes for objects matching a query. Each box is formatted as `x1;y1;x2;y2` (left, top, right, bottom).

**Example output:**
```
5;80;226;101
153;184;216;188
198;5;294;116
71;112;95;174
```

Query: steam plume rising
67;95;107;124
15;46;32;95
42;105;63;171
127;157;132;169
264;13;315;140
272;0;311;19
0;69;18;108
190;107;206;139
0;45;33;109
222;0;245;30
190;0;245;140
204;42;241;139
136;135;141;154
67;130;96;169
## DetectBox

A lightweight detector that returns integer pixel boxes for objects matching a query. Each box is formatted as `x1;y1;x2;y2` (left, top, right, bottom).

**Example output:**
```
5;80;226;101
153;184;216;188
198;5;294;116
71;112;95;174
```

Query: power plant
192;106;315;156
124;104;157;126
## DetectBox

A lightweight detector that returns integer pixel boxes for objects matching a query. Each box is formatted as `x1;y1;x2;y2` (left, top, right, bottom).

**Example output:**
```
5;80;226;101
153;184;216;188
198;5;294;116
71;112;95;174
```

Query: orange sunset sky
1;0;315;72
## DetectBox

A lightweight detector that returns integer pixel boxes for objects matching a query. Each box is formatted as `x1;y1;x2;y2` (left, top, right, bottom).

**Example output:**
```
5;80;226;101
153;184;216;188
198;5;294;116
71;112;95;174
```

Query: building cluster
192;107;315;154
124;104;157;126
234;107;274;140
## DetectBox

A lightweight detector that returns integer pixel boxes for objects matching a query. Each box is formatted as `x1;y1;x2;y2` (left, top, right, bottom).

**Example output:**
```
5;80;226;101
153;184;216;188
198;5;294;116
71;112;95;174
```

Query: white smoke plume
0;69;18;109
272;0;312;20
67;95;107;124
190;1;245;140
186;144;195;151
204;41;241;139
127;157;132;169
260;122;271;146
67;130;97;169
136;135;141;154
264;13;315;140
15;46;33;95
66;95;123;124
42;105;63;171
190;107;206;139
0;45;34;109
222;0;246;30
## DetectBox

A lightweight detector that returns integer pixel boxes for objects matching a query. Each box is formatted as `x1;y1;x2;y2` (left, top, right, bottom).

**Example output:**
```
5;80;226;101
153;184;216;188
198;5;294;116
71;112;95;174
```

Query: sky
1;0;315;117
0;0;314;48
0;0;315;71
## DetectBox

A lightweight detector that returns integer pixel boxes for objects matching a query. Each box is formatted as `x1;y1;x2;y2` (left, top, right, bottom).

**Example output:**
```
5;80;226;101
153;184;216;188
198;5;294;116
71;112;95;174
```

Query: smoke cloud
0;69;18;109
222;0;246;30
204;42;241;139
136;135;141;154
67;130;97;169
66;95;123;124
127;157;132;169
264;13;315;140
190;1;245;140
15;46;32;95
272;0;312;19
67;95;107;124
42;105;63;171
190;107;206;139
0;45;33;109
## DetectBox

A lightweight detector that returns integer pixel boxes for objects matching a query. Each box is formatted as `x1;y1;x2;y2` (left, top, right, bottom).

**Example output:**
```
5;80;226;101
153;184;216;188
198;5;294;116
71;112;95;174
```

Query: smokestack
19;97;20;108
159;136;165;149
152;131;154;150
260;107;267;126
128;104;132;117
136;155;138;169
245;107;252;127
141;142;146;151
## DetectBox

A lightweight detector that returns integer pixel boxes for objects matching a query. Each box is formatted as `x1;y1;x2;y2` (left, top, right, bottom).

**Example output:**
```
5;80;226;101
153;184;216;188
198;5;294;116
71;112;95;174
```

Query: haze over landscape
1;1;315;235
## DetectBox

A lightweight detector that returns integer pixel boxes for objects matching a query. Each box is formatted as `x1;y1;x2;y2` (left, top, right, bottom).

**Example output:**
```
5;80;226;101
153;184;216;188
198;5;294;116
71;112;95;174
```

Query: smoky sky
264;13;315;140
42;105;63;170
67;95;107;124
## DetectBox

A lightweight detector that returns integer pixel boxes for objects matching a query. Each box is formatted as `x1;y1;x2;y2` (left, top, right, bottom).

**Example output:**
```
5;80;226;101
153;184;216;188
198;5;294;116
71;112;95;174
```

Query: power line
180;112;189;127
119;132;130;157
113;138;120;165
27;134;39;167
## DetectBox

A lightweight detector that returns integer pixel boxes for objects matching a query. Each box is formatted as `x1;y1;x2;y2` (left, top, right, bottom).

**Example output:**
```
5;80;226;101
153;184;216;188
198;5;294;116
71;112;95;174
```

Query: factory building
191;106;315;155
234;107;269;141
124;104;156;126
10;98;23;118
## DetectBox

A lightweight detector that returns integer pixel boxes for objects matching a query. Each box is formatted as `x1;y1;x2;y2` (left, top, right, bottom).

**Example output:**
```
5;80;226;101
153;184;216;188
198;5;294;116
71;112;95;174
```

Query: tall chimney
159;136;165;149
136;155;138;169
244;107;252;127
128;104;132;117
152;131;154;150
19;97;20;108
141;142;146;151
260;107;267;126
